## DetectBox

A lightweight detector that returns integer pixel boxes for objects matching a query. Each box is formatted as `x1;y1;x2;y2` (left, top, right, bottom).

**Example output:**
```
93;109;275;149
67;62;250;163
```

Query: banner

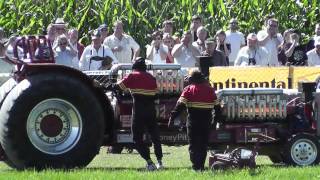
209;67;290;90
291;67;320;89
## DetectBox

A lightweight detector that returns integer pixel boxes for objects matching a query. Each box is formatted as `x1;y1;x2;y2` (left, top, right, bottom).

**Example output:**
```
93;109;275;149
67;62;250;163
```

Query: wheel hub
27;98;82;155
35;109;70;144
291;139;317;165
40;114;63;137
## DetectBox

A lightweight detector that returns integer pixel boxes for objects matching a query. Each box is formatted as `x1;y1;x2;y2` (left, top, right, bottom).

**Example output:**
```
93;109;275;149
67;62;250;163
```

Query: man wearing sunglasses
53;34;78;68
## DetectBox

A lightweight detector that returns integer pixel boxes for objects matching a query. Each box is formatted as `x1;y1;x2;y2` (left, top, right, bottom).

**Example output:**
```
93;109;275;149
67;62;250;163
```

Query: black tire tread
0;73;105;169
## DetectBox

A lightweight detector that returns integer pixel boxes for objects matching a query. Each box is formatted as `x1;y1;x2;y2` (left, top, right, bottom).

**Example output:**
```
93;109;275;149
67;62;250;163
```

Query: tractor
0;36;319;170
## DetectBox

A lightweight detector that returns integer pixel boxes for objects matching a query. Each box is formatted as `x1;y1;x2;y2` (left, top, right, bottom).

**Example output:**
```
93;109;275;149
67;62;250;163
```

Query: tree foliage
0;0;319;50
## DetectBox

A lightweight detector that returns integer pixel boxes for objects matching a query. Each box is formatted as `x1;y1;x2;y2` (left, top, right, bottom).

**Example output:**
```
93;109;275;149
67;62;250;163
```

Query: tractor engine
218;88;287;121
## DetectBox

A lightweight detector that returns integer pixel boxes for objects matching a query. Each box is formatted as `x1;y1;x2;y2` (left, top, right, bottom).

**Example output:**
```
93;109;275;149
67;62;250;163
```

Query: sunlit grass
0;146;320;180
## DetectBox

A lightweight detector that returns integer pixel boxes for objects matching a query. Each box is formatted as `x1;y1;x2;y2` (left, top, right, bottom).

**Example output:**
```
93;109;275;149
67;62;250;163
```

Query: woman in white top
146;31;169;64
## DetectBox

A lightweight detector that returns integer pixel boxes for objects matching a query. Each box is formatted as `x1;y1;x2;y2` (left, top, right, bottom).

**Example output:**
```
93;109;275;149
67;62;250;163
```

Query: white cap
247;33;257;40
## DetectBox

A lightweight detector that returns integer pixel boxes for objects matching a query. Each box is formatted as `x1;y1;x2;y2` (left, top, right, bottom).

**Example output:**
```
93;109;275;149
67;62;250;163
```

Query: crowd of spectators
1;15;320;70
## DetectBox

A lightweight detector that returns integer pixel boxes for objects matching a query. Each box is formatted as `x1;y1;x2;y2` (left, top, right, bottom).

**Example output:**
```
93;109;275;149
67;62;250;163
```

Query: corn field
0;0;319;52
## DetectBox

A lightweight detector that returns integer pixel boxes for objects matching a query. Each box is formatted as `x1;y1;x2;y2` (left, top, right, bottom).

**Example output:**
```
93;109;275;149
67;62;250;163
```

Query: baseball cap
91;30;101;40
98;24;108;31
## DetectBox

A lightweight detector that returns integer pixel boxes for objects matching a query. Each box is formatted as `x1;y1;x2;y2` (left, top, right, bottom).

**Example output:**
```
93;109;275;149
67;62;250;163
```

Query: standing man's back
110;58;163;171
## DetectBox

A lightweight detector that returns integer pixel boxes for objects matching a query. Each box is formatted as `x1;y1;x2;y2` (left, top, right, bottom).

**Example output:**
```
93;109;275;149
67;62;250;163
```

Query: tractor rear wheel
0;78;17;106
0;73;105;170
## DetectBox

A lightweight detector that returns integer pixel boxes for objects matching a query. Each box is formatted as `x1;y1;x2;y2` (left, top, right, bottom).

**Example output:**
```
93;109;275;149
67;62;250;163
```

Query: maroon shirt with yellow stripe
117;71;157;96
178;83;218;109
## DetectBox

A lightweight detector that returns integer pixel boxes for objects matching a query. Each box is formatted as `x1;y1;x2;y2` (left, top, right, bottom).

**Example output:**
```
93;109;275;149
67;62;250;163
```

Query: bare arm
284;42;297;57
171;43;184;58
223;43;230;56
68;42;78;56
258;34;270;46
132;48;140;61
146;45;154;60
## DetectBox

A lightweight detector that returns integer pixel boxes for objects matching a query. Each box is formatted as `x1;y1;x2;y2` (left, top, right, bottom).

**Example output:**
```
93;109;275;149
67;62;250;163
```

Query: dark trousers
132;107;163;162
187;108;212;170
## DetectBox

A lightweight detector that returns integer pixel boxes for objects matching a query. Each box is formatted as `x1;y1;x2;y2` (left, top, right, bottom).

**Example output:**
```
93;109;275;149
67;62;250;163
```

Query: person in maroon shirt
169;70;220;171
108;58;163;171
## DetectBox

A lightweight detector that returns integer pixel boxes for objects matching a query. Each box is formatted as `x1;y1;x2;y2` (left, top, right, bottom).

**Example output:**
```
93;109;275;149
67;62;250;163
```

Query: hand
216;39;221;47
113;46;123;52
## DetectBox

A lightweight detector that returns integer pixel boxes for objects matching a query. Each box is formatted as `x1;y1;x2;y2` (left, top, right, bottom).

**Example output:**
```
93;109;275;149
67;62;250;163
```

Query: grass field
0;146;319;180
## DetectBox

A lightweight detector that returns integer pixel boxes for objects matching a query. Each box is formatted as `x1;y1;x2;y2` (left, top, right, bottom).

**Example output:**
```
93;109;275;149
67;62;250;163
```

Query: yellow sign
291;67;320;89
209;67;290;90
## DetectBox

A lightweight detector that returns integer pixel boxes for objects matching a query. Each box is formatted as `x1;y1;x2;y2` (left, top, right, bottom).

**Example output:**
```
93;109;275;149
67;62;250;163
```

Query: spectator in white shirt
103;21;140;63
80;30;118;70
257;18;283;66
146;31;169;64
172;31;200;67
307;37;320;66
53;34;78;68
226;18;245;65
234;33;269;66
306;23;320;52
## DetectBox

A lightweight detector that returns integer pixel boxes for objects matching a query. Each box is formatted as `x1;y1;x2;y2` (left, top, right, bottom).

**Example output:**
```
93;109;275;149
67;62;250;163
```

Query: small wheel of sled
211;161;227;171
230;147;256;168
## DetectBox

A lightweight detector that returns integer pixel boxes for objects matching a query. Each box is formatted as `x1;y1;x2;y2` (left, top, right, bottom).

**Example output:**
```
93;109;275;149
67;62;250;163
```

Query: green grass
0;146;320;179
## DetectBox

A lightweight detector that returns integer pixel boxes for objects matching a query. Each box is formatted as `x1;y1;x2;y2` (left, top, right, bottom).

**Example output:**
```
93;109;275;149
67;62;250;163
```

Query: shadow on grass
247;163;287;176
109;152;171;155
86;166;190;172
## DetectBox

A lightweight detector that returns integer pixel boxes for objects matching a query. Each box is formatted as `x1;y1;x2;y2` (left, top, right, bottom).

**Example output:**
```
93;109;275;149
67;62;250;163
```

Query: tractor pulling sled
0;36;319;170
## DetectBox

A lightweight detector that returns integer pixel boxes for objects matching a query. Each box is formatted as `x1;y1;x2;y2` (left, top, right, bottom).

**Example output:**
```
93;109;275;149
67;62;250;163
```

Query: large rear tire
0;78;17;107
0;73;105;170
0;78;18;167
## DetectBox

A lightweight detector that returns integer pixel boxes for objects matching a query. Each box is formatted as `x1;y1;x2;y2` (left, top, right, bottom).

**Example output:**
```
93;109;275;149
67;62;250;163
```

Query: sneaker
146;163;157;171
156;161;164;170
